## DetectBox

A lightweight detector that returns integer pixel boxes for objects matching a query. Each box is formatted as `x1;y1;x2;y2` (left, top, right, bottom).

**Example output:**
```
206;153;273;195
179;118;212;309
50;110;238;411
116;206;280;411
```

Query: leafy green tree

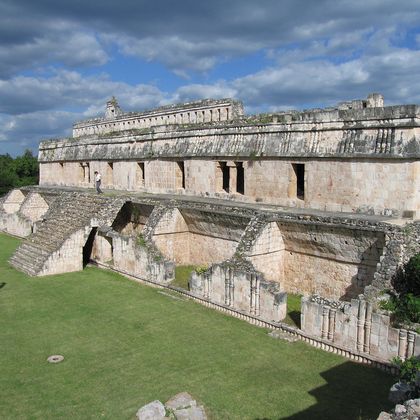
0;150;38;195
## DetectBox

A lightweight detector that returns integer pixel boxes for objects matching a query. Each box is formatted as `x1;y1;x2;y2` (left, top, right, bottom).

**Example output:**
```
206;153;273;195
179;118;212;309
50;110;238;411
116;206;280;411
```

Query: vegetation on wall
381;253;420;329
0;150;39;196
392;356;420;398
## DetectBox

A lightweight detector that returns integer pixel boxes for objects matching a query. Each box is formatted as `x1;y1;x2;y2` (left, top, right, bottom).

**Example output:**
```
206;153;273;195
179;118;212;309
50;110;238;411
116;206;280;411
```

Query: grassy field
0;233;394;419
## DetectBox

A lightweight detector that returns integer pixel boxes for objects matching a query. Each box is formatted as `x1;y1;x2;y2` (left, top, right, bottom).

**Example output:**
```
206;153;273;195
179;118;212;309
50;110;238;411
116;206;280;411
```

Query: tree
0;150;39;196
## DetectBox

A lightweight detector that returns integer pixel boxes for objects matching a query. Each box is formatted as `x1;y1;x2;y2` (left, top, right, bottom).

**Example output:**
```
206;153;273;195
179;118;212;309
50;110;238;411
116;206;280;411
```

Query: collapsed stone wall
190;265;287;323
302;297;419;361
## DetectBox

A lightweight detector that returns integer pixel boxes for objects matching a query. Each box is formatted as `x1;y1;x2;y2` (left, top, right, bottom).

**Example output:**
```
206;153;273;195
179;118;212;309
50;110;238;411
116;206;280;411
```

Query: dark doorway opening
177;161;185;189
83;227;97;267
222;162;230;192
236;162;244;194
293;163;305;200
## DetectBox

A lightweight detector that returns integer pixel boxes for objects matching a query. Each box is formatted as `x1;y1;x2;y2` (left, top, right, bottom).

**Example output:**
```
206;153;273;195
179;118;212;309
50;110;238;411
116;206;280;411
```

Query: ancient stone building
1;93;419;364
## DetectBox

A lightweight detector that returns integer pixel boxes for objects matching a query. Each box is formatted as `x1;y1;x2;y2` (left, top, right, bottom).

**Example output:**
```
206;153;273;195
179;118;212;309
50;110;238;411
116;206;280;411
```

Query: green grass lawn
172;264;196;289
284;293;303;328
0;233;394;419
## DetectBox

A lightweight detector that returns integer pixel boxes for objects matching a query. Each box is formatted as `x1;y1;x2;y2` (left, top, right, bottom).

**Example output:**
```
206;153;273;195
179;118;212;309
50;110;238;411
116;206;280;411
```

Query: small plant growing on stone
137;234;147;248
249;150;258;160
195;265;208;275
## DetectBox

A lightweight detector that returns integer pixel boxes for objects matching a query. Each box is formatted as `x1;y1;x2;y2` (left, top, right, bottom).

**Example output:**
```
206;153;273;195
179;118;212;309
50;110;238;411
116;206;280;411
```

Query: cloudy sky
1;0;420;156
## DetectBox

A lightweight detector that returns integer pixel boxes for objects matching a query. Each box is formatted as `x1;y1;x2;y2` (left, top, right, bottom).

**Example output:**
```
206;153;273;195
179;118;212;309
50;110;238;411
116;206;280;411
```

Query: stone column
227;161;237;194
407;331;416;358
204;272;210;300
398;329;408;359
321;306;329;339
357;300;366;352
328;309;336;341
363;302;373;353
250;274;256;315
224;269;234;307
255;275;260;317
224;270;230;306
215;162;224;192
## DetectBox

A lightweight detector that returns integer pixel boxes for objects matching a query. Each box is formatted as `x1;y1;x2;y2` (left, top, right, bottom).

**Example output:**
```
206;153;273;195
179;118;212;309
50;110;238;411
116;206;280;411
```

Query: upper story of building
72;97;244;138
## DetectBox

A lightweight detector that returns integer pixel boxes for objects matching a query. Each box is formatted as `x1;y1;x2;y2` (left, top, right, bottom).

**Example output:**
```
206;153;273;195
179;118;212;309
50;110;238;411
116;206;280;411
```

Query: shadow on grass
0;282;5;289
287;310;301;329
265;361;393;420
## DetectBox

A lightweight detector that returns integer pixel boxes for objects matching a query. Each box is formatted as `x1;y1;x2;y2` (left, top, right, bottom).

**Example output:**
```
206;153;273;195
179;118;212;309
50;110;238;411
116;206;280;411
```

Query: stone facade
39;94;420;218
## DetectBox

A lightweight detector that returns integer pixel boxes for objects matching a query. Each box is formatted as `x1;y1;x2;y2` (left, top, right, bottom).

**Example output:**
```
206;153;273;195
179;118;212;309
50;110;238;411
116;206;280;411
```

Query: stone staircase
9;192;125;276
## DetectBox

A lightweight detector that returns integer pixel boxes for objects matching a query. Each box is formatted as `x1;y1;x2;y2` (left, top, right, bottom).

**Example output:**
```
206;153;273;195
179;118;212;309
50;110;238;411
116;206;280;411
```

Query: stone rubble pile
377;398;420;420
136;392;207;420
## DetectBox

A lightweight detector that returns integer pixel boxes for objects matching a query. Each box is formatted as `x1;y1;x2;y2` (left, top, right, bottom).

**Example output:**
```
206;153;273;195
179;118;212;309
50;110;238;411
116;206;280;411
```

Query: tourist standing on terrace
94;171;103;194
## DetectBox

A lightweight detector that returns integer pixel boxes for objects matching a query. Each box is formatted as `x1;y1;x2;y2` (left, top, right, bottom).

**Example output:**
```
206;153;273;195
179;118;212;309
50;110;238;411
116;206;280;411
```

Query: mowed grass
0;233;394;419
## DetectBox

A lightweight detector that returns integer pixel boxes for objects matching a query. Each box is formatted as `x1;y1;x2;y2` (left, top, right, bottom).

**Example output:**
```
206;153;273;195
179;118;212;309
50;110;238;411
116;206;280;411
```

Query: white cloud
0;23;108;78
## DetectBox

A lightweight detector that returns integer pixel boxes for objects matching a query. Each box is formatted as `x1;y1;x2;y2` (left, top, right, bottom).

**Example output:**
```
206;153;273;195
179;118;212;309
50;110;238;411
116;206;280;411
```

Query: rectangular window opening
137;162;145;186
293;163;305;200
236;162;244;194
177;161;185;189
221;162;230;192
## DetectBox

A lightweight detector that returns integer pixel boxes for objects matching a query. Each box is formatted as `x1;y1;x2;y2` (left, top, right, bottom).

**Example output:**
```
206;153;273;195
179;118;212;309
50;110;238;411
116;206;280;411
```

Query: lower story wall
39;159;420;217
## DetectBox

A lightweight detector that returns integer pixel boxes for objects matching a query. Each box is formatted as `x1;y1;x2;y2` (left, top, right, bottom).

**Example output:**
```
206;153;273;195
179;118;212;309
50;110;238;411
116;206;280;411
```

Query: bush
380;293;420;326
404;254;420;296
393;253;420;296
392;356;420;398
386;253;420;326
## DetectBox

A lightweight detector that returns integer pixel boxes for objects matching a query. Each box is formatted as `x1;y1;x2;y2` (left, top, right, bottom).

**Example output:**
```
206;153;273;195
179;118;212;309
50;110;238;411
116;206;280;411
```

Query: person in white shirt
94;171;103;194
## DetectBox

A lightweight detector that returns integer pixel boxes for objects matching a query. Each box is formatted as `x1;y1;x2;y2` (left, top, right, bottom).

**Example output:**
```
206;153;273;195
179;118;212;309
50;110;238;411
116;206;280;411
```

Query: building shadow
279;361;394;420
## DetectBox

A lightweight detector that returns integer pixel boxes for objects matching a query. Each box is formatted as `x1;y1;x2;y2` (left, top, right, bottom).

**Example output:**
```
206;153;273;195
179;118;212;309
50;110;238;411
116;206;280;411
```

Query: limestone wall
108;234;174;285
190;265;287;323
244;222;285;283
3;189;26;213
20;193;49;222
152;208;248;265
279;223;385;299
302;297;419;361
0;213;33;237
38;157;420;217
38;228;87;275
0;191;50;237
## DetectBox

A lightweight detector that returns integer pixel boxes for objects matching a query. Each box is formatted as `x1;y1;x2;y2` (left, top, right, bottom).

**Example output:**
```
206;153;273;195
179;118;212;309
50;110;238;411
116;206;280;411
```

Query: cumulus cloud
0;17;108;78
2;0;420;76
1;0;420;156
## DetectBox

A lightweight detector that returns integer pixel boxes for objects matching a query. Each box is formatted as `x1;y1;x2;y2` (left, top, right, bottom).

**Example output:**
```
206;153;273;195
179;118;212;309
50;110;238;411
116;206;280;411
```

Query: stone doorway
83;227;98;267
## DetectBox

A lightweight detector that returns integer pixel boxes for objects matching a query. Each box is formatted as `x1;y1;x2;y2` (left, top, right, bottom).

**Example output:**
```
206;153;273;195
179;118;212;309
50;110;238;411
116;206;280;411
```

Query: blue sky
1;0;420;156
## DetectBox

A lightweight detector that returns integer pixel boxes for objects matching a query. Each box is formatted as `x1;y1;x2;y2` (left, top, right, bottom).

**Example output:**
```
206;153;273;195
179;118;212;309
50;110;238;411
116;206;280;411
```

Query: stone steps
9;192;125;276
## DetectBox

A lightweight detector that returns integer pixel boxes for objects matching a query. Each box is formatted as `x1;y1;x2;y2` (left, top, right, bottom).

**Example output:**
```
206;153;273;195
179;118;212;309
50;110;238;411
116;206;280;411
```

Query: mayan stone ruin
1;93;419;366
